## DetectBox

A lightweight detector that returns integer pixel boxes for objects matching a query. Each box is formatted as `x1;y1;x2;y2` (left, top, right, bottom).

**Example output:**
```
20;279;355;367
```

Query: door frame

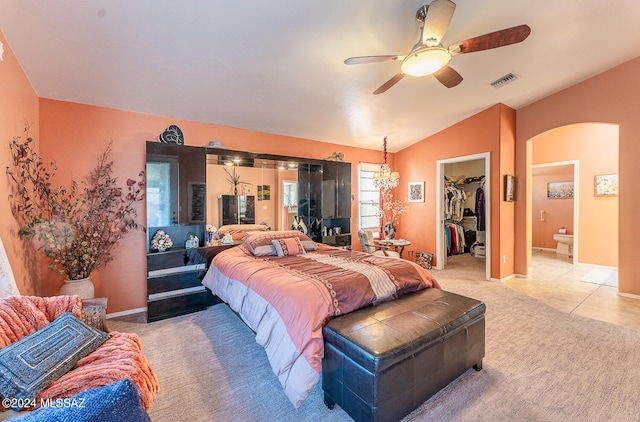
436;152;491;280
531;160;579;264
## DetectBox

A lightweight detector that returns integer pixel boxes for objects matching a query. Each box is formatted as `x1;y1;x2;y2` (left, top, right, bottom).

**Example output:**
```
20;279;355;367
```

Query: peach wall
37;99;386;313
532;124;618;266
532;166;574;249
0;30;40;295
498;106;517;279
516;56;640;295
395;104;516;280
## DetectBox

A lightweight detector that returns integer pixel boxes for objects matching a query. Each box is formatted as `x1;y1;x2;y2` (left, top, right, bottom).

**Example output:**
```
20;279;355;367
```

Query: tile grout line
568;285;599;316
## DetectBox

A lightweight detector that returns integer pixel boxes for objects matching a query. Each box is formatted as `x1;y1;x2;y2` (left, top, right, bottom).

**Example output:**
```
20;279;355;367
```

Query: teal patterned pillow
0;312;110;408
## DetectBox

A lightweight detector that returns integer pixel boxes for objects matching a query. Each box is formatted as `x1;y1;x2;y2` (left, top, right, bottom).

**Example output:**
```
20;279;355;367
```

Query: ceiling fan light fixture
401;47;451;77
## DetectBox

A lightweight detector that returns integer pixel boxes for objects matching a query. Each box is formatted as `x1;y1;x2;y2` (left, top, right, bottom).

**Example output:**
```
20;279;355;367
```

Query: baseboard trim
618;292;640;301
581;262;619;271
106;307;147;319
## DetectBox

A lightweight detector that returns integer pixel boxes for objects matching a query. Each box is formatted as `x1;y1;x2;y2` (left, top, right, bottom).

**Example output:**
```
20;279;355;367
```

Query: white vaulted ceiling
1;1;639;152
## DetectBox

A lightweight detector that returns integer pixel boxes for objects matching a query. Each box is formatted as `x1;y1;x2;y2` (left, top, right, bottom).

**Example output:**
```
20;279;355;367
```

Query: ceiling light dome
401;46;451;77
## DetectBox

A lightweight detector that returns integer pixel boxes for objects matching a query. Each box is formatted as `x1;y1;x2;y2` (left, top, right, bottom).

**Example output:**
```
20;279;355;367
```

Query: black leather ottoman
322;288;485;422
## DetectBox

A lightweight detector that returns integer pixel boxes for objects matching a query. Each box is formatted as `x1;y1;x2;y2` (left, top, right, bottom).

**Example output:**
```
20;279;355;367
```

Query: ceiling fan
345;0;531;94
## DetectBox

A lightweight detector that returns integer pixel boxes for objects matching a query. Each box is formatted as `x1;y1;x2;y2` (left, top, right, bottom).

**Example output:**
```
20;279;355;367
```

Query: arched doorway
526;123;619;272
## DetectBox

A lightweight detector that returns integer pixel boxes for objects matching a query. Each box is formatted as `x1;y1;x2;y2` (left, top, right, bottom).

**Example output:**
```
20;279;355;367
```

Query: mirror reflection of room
206;152;298;231
146;143;352;250
146;142;207;251
282;180;298;230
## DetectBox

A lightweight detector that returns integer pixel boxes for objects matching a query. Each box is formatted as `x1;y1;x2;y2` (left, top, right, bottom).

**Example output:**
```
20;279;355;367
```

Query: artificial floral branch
6;126;146;280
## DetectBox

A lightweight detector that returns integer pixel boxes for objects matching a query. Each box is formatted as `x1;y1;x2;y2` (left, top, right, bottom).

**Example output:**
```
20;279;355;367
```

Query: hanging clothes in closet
444;183;466;221
443;175;485;256
445;221;466;256
475;185;485;232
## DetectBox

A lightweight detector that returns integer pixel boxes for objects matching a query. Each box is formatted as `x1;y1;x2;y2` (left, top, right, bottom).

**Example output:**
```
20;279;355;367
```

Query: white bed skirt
202;266;319;409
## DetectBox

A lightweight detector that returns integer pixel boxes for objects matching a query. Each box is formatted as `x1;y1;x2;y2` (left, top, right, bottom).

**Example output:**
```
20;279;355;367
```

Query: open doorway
280;180;297;230
531;162;579;264
527;123;618;272
436;153;491;280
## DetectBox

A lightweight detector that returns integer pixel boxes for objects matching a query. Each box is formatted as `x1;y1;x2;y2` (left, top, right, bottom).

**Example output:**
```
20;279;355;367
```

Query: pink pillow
243;230;314;256
272;238;306;257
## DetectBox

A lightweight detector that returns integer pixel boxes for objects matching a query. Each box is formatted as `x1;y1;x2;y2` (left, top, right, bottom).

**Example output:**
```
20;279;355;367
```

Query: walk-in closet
437;154;489;278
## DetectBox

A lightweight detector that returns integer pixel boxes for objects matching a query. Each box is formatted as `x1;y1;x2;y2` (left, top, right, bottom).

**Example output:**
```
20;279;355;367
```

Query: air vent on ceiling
490;72;518;88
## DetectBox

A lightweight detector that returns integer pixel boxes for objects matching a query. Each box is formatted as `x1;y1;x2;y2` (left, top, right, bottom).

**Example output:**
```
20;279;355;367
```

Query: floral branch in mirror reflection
223;166;252;195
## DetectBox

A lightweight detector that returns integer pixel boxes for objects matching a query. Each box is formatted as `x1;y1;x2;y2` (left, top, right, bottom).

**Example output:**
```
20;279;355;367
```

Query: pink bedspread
202;244;440;408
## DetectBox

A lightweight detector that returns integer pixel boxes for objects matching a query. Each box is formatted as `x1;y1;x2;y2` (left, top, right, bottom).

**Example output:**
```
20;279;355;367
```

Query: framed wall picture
187;182;206;223
547;181;574;198
257;185;271;201
594;174;618;196
504;174;516;202
408;181;424;202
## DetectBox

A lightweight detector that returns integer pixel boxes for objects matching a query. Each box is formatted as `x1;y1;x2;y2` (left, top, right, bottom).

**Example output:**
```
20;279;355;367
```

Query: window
358;162;382;235
146;161;176;227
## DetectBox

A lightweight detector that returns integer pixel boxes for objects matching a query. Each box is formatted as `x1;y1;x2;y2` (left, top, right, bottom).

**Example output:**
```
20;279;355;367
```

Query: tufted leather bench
322;288;485;422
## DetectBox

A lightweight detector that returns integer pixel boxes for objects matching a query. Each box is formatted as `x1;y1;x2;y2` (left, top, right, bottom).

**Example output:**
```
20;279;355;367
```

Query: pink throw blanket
0;295;159;411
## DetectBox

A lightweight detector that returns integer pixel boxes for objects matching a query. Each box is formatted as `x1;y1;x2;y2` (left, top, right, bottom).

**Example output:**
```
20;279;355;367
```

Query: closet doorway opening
436;153;491;280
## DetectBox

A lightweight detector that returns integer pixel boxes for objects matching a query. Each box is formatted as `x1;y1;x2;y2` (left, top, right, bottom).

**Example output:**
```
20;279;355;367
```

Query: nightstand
81;297;108;332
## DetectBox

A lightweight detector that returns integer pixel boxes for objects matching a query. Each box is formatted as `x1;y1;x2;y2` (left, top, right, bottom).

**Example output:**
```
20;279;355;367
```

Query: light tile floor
442;249;640;330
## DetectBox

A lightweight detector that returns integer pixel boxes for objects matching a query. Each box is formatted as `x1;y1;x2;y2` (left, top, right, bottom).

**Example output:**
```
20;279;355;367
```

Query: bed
201;230;441;409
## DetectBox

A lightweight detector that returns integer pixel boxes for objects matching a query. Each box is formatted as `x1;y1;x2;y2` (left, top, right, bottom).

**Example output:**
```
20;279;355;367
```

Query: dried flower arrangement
6;126;145;280
379;188;410;239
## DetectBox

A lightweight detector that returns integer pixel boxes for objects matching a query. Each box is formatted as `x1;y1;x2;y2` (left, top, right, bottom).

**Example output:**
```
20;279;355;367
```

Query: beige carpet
110;270;640;422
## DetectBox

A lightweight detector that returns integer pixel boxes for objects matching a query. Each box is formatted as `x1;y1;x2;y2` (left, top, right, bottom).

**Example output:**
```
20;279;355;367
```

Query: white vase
60;277;95;300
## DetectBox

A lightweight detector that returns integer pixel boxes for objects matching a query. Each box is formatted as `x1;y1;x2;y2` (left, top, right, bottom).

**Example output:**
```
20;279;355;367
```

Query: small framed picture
504;175;516;202
408;181;424;202
594;174;618;197
257;185;271;201
547;181;574;198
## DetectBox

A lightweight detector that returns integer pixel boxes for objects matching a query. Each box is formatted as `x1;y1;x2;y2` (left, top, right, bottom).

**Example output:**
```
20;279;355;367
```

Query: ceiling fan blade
449;24;531;55
344;55;403;65
373;73;406;95
434;66;463;88
421;0;456;46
